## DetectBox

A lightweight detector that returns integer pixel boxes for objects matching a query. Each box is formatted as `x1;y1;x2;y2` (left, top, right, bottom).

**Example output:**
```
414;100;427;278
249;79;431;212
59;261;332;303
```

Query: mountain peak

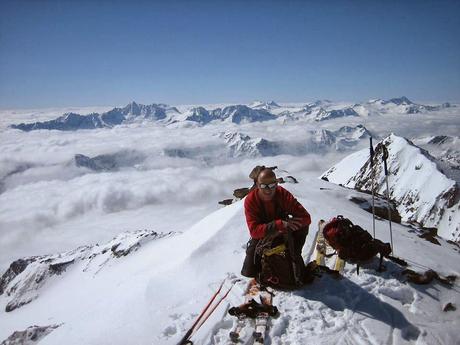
386;96;413;105
321;134;459;241
249;100;280;109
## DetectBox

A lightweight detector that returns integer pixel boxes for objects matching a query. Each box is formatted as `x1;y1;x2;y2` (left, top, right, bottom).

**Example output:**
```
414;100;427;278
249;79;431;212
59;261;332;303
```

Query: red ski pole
177;279;226;345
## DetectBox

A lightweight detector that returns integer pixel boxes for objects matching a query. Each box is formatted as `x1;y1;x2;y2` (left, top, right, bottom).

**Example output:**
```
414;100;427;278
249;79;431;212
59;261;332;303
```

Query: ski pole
193;281;236;332
382;145;394;255
369;137;376;239
177;279;226;345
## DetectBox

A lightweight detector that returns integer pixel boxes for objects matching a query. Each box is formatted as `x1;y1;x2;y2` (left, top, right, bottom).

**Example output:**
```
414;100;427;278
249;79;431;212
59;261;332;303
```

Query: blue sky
0;0;459;108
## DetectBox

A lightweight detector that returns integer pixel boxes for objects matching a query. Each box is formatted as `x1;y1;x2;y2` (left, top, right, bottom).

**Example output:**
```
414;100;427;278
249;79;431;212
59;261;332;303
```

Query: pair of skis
315;220;345;273
227;279;278;344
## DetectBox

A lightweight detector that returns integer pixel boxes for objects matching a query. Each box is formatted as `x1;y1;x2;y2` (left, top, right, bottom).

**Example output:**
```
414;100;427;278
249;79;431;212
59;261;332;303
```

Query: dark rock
0;259;33;295
418;228;441;246
284;176;298;184
1;324;61;344
349;196;402;223
233;188;250;199
75;153;118;171
443;302;456;312
402;269;456;286
218;199;234;206
428;135;453;145
49;260;75;275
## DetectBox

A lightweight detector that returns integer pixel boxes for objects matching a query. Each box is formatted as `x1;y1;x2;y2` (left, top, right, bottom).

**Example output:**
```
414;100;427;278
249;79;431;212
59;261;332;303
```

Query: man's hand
281;217;303;232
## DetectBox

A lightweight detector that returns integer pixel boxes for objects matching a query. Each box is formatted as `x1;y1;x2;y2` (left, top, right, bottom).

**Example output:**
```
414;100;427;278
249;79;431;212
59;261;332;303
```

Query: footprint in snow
162;324;177;337
378;286;416;306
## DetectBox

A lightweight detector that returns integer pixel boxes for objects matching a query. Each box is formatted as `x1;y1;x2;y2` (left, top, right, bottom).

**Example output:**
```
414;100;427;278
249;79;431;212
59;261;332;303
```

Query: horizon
1;95;458;112
1;1;460;108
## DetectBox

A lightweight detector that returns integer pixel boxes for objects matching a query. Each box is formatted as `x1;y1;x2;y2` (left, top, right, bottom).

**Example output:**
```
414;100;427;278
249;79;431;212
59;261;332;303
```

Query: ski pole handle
369;137;374;167
382;145;389;176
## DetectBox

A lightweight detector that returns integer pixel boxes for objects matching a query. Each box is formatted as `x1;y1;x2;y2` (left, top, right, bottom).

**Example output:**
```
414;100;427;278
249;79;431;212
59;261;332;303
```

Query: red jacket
244;186;311;239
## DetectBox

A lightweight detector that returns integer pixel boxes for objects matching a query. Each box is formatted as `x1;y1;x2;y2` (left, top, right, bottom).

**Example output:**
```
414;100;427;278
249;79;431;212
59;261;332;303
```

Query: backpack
256;233;307;290
323;215;391;267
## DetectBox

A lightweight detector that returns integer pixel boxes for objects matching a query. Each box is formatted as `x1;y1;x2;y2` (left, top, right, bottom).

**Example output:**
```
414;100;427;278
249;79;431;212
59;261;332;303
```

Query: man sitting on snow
241;167;311;279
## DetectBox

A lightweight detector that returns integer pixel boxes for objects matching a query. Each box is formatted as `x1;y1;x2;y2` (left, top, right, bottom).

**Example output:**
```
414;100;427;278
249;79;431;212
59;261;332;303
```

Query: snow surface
1;176;459;345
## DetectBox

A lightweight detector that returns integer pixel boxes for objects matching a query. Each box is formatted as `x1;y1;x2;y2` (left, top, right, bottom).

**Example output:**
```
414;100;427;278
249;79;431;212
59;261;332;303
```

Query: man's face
257;175;278;201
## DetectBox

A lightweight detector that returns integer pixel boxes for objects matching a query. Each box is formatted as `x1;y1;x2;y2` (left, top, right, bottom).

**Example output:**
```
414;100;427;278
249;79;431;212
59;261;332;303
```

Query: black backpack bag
256;232;307;290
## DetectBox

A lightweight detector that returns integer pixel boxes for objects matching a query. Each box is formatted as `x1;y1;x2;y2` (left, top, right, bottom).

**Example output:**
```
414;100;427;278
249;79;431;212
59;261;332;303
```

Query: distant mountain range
9;97;455;131
10;102;177;131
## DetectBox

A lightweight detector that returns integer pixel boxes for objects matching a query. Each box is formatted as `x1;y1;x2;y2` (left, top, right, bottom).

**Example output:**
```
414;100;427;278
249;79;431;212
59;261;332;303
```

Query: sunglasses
258;182;277;190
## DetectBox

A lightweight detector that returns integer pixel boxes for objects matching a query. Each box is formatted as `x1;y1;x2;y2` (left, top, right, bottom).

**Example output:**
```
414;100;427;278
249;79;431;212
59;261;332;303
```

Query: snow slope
1;175;459;345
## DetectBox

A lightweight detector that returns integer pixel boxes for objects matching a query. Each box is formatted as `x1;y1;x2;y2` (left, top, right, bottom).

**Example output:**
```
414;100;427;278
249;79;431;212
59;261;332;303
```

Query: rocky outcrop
348;195;402;224
0;230;174;312
184;107;214;124
74;150;146;172
0;324;61;345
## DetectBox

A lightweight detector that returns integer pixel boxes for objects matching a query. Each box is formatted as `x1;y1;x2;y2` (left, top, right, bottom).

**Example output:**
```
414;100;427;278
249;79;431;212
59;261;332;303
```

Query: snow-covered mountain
321;134;460;242
9;102;179;131
314;107;360;121
211;105;277;124
249;100;280;110
215;125;372;159
10;103;280;131
414;135;460;176
182;107;214;125
309;124;372;151
217;132;281;158
356;97;453;116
